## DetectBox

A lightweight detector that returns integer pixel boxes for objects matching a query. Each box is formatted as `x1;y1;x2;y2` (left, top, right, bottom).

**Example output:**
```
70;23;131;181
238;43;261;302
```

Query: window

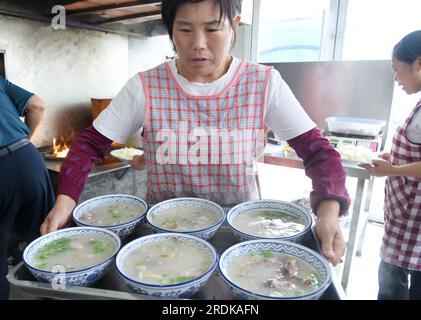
256;0;333;63
339;0;421;147
340;0;421;60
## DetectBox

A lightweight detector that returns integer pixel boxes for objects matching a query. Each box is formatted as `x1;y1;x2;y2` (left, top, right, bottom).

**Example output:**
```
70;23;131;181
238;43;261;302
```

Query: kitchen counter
264;143;373;292
43;155;147;203
44;155;131;177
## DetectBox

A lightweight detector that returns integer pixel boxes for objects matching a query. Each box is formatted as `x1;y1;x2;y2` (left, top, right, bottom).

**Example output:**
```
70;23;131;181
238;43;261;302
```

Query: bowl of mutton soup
72;194;148;238
219;240;331;300
146;198;225;240
23;227;121;287
116;233;218;298
226;200;312;243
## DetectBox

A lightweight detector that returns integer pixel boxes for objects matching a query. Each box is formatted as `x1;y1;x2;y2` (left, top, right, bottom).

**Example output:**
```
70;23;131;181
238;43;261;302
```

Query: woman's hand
315;200;346;266
40;195;76;235
379;152;391;161
130;155;145;170
359;158;395;177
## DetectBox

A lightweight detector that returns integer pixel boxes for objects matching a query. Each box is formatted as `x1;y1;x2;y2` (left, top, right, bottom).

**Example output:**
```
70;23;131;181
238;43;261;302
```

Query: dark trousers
378;260;421;300
0;143;55;300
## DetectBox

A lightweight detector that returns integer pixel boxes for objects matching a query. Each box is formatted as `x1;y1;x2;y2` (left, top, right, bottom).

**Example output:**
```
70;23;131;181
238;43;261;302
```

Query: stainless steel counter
44;155;131;177
263;143;372;292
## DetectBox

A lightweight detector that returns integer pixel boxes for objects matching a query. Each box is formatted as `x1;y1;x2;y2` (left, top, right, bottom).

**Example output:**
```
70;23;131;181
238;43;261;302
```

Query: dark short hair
161;0;242;44
392;30;421;64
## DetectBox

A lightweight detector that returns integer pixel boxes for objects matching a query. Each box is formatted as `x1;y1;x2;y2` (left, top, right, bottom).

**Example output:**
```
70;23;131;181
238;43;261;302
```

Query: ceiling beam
66;1;161;16
90;9;162;25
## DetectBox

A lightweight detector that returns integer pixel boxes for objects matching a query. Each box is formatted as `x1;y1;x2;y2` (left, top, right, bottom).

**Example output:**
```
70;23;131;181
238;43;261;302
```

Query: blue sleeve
0;76;34;116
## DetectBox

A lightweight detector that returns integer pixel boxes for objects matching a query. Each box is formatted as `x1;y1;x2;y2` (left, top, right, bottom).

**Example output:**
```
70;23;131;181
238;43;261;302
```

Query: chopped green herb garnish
307;273;319;286
36;238;71;259
295;290;304;296
109;210;124;220
260;251;273;258
259;210;291;219
89;239;106;254
161;275;192;284
36;262;48;269
163;218;178;229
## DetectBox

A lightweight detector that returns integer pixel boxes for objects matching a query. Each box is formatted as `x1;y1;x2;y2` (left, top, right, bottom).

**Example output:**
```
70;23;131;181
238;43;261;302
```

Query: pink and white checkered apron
381;99;421;270
139;60;272;206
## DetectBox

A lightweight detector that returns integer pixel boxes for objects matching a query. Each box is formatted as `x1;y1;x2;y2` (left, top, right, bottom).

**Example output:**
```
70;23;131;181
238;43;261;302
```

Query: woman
361;30;421;300
41;0;350;266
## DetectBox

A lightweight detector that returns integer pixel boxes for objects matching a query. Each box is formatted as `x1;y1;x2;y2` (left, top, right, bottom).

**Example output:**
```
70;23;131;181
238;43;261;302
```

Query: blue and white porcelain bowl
219;240;331;300
72;194;148;238
116;233;218;298
226;199;312;243
23;227;121;287
146;198;225;240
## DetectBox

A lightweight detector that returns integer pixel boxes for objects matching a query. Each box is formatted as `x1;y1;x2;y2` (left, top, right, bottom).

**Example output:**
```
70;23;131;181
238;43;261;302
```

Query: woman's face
392;57;421;95
172;0;239;83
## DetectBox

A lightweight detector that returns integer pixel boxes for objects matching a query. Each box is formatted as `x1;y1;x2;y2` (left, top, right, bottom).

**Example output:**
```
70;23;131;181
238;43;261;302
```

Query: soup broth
151;206;220;231
232;209;305;238
122;238;213;285
33;235;116;272
80;202;143;226
227;251;321;297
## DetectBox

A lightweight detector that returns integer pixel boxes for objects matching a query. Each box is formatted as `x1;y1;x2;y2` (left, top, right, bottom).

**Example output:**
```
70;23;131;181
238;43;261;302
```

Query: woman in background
361;30;421;300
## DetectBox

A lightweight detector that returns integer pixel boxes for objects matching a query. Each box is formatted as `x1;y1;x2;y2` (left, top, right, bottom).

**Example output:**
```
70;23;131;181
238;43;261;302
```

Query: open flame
52;137;70;158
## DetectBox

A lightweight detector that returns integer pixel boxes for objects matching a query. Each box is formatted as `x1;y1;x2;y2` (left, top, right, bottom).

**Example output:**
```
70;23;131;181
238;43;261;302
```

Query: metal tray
8;224;345;300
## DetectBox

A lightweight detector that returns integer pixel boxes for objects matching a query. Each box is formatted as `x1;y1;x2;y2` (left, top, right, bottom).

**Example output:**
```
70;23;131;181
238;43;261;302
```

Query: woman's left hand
315;200;346;266
359;159;395;177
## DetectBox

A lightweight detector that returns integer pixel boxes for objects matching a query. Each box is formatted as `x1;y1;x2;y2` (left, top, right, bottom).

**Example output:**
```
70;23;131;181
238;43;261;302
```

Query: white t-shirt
93;57;316;144
406;106;421;144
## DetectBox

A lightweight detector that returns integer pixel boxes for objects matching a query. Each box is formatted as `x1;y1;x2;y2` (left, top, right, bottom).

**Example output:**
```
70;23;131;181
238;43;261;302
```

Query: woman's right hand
130;155;146;170
379;152;391;161
40;195;76;235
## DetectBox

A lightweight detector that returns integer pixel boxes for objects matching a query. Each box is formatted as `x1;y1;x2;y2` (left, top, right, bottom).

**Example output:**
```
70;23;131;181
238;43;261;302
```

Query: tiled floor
344;222;383;300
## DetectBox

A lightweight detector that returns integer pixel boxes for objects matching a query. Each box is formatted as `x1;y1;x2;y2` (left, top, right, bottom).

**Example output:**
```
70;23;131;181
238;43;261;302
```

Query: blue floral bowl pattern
23;227;121;287
219;240;331;300
116;233;218;298
72;194;148;238
226;199;312;243
146;198;225;240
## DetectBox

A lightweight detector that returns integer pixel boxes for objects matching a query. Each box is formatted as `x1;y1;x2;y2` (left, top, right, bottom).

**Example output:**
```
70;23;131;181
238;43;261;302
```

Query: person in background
361;30;421;300
41;0;350;266
0;76;55;299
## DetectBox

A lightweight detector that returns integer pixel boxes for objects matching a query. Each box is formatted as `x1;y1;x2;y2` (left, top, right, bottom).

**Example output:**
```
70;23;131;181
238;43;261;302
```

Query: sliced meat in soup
227;251;321;297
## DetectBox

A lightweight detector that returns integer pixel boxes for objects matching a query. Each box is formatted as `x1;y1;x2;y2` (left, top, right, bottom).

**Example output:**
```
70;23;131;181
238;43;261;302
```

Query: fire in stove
52;137;70;159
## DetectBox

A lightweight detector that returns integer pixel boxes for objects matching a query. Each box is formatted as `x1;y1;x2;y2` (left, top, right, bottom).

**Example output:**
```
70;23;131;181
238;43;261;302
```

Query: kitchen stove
38;145;147;203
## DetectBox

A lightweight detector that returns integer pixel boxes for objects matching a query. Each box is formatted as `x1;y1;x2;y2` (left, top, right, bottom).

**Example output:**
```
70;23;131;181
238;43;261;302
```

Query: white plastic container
325;117;386;136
